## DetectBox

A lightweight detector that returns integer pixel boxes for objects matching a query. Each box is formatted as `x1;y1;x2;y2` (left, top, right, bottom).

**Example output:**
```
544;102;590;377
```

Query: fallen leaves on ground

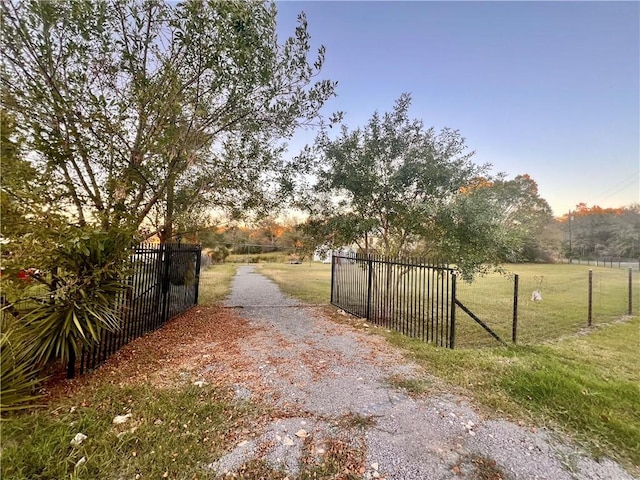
42;306;265;400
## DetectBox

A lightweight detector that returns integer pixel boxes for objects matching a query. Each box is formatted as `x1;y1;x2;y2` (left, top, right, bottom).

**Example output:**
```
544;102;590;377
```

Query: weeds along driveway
211;265;636;480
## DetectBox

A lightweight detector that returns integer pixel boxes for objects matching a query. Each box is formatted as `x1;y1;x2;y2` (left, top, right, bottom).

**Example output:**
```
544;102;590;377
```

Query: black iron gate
331;253;457;348
330;252;507;348
73;242;202;376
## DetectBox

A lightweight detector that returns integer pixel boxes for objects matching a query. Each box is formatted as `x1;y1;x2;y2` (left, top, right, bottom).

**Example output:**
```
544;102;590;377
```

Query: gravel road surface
212;265;636;480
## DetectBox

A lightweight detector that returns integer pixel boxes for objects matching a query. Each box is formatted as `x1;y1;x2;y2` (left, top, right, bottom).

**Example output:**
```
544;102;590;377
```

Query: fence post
587;269;593;326
366;255;373;320
194;246;202;306
629;267;633;315
512;274;519;344
449;272;456;349
161;243;172;324
67;348;75;379
330;252;336;304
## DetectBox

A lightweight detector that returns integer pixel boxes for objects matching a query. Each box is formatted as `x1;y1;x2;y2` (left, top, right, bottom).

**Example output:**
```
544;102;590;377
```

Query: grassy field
258;261;640;471
197;263;238;305
455;263;638;347
256;262;331;304
225;251;292;264
257;262;638;347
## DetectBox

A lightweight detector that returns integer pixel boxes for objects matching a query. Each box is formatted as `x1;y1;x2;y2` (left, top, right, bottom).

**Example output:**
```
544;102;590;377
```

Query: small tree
304;93;518;279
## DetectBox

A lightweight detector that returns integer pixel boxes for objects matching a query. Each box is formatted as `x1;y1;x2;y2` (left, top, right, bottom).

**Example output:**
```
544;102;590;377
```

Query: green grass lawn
226;251;292;264
256;262;331;304
3;263;637;477
1;381;258;479
455;263;637;347
197;263;238;305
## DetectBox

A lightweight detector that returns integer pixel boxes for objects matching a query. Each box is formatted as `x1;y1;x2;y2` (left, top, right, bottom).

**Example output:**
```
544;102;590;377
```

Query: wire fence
561;257;640;271
455;264;637;348
330;254;637;349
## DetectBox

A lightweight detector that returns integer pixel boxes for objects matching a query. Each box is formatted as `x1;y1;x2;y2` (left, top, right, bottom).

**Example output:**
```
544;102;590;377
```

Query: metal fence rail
331;253;638;349
562;257;640;271
75;242;201;376
331;253;456;348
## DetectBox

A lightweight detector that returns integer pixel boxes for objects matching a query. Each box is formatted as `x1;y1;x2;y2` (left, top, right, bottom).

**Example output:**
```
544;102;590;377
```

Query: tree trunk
160;174;175;244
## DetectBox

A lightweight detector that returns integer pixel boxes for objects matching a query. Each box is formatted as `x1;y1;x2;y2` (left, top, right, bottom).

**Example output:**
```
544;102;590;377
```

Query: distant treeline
557;204;640;259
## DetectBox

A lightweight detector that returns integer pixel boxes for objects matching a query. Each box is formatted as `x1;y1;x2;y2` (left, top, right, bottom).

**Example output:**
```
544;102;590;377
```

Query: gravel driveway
211;265;635;480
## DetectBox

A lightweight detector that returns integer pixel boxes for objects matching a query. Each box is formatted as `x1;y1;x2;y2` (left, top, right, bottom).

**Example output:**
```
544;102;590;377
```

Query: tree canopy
305;94;484;254
457;174;554;262
1;0;338;241
302;94;555;278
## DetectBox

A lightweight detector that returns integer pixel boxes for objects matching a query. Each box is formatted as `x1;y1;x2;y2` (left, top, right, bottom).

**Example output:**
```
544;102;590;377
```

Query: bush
22;227;133;366
0;325;44;414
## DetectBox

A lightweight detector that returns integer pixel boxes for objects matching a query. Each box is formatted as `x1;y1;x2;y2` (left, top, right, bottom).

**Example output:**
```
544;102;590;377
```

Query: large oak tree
305;94;484;255
302;94;552;278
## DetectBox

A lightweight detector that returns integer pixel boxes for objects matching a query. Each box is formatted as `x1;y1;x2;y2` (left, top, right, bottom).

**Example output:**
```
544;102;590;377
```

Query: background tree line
193;200;639;267
558;204;640;259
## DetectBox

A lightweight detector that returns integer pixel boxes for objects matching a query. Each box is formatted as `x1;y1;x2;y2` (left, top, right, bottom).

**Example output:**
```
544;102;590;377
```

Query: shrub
23;227;134;365
0;325;44;414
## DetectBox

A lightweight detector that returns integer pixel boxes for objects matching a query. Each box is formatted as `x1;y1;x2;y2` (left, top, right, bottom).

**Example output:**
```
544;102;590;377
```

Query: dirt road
204;266;635;480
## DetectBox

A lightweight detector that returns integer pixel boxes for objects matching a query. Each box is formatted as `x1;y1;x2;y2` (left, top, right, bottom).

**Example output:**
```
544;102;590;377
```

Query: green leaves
0;326;45;414
23;288;123;366
1;0;337;238
305;94;487;267
7;227;134;366
304;95;556;278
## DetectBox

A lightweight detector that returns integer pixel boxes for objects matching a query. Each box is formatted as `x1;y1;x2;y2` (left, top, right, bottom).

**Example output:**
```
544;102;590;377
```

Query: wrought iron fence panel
331;253;455;348
77;243;201;376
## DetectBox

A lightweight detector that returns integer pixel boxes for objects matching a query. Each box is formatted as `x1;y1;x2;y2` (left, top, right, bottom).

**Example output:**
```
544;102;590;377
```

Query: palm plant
0;324;44;414
23;227;134;366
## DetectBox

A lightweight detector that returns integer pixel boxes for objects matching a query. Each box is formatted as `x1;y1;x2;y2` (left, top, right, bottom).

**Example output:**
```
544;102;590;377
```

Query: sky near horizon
276;1;640;217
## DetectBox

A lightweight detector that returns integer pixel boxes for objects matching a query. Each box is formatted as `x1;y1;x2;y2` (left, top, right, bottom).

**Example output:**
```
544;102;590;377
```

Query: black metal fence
73;242;201;377
562;257;640;271
331;253;458;348
331;253;637;349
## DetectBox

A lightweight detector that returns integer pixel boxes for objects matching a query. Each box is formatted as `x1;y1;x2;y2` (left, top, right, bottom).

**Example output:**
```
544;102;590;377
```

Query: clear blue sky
276;1;640;216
